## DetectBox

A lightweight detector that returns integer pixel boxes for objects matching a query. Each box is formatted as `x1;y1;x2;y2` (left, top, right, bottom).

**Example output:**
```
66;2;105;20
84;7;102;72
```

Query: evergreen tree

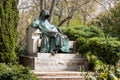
0;0;18;63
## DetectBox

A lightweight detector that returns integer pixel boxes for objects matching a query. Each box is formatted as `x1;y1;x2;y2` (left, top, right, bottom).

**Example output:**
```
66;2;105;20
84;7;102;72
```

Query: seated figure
31;10;69;54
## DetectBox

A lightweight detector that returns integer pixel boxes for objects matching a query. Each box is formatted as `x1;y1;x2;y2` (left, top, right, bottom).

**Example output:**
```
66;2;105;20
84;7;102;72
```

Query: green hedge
76;37;120;66
61;25;104;40
86;53;103;71
63;25;120;69
76;37;89;55
89;37;120;65
0;63;37;80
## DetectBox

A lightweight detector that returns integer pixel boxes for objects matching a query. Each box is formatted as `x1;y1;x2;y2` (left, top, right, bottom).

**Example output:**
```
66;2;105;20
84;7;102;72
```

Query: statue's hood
39;10;49;19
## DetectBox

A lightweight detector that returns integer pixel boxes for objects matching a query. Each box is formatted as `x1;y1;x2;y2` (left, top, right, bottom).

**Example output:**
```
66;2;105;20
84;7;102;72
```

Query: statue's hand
56;27;62;33
38;25;42;31
46;31;58;37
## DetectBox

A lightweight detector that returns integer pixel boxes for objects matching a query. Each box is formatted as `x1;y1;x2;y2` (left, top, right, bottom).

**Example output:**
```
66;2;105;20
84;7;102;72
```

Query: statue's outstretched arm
56;27;62;33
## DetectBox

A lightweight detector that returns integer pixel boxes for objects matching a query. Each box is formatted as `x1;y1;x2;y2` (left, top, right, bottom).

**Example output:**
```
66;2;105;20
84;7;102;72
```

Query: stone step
33;71;93;76
37;53;81;58
37;76;84;80
33;71;94;80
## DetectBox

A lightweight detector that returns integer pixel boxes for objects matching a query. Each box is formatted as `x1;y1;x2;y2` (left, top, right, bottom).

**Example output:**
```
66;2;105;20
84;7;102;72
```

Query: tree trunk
40;0;44;10
44;0;47;9
48;0;57;22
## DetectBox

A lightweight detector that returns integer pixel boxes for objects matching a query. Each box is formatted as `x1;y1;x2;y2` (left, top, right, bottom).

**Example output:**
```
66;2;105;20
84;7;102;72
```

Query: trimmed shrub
88;37;120;65
86;52;103;71
76;37;120;66
0;0;18;63
76;38;89;55
0;63;37;80
62;25;104;40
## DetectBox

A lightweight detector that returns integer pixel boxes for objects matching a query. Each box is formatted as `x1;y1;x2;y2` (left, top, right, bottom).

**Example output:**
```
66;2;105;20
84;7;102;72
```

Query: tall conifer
0;0;18;63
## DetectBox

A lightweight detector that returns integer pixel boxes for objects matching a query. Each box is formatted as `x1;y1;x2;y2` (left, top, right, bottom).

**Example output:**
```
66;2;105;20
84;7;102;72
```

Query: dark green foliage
88;37;120;65
76;37;120;66
63;24;120;67
86;52;103;71
86;65;120;80
15;43;26;57
0;0;18;63
76;38;89;55
0;63;37;80
62;25;104;40
90;3;120;39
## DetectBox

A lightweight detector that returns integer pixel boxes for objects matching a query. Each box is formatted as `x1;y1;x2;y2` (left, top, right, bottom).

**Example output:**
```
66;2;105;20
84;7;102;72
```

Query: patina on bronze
31;10;69;54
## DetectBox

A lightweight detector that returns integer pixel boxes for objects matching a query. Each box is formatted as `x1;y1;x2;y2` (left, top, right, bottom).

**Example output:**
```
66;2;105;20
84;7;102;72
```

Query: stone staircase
32;71;94;80
31;53;91;80
20;53;90;80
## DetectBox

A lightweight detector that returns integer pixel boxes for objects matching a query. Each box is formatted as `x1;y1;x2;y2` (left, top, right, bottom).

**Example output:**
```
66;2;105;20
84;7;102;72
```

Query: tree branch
93;0;109;13
48;0;57;22
58;8;77;26
57;16;72;26
19;5;40;10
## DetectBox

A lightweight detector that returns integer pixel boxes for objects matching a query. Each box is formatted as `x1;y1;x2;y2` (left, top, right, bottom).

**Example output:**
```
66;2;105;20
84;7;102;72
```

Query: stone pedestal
22;27;88;72
20;53;88;71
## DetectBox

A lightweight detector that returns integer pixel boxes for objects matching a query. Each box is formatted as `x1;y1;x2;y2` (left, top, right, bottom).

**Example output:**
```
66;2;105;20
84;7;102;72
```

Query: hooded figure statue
31;10;69;54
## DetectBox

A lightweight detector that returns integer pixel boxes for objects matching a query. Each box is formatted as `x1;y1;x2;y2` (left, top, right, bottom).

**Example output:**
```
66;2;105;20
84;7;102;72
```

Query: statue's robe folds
31;18;69;53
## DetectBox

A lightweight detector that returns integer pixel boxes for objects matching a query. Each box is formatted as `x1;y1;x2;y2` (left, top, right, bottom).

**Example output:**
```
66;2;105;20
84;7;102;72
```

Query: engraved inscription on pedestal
33;53;88;71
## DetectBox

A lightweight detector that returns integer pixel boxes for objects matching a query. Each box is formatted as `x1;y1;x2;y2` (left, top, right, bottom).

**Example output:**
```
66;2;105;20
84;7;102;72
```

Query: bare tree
58;8;77;26
48;0;57;22
19;0;116;27
56;0;96;26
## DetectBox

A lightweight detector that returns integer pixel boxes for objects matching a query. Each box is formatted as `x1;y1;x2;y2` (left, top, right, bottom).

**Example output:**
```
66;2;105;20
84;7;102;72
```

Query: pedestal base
20;53;88;71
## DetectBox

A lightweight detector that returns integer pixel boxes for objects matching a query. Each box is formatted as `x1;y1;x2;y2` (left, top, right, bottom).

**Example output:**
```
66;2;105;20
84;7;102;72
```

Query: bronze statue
31;10;69;54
